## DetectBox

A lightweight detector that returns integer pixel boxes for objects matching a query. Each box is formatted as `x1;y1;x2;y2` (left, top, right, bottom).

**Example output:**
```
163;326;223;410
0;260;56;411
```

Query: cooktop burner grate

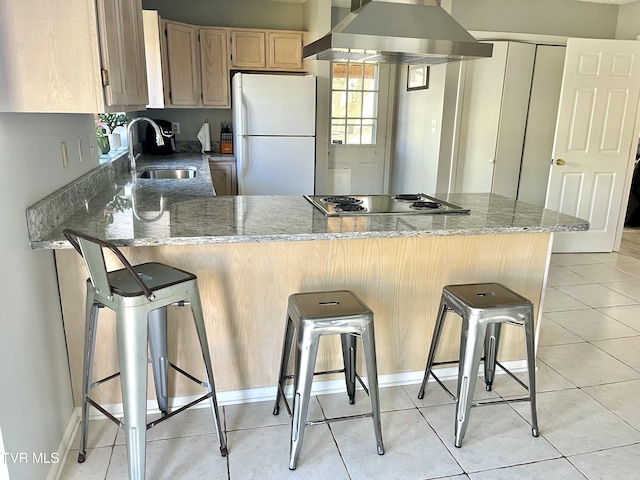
410;201;443;210
393;194;422;202
322;196;362;205
334;203;366;212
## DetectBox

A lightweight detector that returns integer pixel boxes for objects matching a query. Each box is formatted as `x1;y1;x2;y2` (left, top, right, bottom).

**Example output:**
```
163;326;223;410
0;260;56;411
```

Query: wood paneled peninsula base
34;188;588;407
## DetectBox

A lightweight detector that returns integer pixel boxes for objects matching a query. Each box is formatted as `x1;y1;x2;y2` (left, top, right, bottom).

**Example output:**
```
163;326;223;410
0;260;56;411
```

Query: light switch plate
61;141;69;168
77;136;84;162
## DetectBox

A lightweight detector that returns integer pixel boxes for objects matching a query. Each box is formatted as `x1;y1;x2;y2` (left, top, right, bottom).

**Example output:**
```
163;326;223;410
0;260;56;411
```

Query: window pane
332;91;347;118
363;64;377;90
362;92;377;118
347;119;362;145
332;63;348;89
347;92;362;118
362;120;376;144
331;121;346;144
348;64;363;90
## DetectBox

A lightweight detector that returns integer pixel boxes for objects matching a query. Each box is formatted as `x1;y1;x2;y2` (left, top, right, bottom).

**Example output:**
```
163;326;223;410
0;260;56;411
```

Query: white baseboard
82;360;527;419
46;409;80;480
47;359;528;478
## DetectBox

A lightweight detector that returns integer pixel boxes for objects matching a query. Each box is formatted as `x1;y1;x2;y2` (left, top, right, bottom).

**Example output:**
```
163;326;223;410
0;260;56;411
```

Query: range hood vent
303;0;492;65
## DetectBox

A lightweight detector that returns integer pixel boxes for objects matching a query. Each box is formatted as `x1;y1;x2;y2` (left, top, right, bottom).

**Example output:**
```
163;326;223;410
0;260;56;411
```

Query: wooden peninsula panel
56;232;551;406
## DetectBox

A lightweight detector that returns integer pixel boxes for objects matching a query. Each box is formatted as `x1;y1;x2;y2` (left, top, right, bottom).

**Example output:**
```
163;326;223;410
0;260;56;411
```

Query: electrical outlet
171;121;180;135
61;141;69;168
88;133;96;157
77;136;84;162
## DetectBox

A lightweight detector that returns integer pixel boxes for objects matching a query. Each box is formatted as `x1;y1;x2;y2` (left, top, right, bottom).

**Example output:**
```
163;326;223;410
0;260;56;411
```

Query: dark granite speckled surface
27;154;589;250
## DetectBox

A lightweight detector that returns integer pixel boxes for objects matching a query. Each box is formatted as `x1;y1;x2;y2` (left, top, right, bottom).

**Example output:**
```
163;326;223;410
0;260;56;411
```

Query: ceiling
256;0;639;5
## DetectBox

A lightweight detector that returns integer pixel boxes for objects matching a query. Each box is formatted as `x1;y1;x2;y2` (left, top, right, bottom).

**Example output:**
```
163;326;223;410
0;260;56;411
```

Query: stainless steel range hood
303;0;492;64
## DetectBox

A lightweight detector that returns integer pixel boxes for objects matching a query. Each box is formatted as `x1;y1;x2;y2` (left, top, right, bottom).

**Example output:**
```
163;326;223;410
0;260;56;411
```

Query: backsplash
175;140;221;153
26;153;129;241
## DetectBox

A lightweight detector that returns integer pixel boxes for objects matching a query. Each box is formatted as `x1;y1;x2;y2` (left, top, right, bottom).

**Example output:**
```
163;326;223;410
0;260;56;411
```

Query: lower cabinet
209;160;237;195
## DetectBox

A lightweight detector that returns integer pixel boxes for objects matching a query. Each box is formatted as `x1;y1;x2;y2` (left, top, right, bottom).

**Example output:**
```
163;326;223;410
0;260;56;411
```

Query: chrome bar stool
418;283;539;447
63;229;227;480
273;290;384;470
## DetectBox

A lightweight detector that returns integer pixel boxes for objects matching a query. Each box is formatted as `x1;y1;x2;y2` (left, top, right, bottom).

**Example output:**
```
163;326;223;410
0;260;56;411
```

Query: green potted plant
96;126;110;155
98;113;129;150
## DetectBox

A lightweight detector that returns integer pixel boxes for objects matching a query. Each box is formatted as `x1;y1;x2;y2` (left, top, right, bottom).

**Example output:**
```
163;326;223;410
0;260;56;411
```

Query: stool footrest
473;396;532;408
306;411;374;427
146;392;212;429
428;372;457;401
495;360;530;392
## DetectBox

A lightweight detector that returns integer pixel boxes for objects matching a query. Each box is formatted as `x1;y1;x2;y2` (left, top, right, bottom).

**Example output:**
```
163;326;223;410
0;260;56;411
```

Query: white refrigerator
232;73;316;195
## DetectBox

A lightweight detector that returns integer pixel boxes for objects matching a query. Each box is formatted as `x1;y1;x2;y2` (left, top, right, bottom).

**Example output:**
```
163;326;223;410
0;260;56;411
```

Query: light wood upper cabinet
268;31;303;70
144;14;230;109
230;29;304;72
230;30;266;69
97;0;148;107
200;28;230;108
163;20;201;106
0;0;148;113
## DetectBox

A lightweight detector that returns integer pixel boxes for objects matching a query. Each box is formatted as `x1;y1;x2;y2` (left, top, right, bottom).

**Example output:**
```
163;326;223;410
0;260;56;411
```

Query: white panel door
328;64;393;195
546;38;640;252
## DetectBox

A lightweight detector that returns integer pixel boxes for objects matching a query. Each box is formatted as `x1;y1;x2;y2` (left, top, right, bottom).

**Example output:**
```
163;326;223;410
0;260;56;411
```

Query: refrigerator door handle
241;136;249;179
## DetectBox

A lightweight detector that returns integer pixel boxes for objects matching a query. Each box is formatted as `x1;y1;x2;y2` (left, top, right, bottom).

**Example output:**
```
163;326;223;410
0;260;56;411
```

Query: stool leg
189;287;228;456
148;307;168;415
341;333;357;404
361;322;385;456
273;316;295;416
418;298;448;399
455;316;486;448
78;288;99;463
483;323;502;391
117;306;149;480
524;311;540;437
289;328;320;470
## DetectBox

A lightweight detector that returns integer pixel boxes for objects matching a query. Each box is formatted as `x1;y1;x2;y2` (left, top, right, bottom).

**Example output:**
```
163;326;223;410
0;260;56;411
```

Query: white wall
616;1;640;39
391;66;446;194
450;0;618;38
304;0;332;194
389;0;623;196
141;0;304;29
0;113;96;479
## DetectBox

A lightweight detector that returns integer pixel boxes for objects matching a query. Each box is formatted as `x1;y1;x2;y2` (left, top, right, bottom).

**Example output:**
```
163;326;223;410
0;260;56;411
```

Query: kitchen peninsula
28;154;588;407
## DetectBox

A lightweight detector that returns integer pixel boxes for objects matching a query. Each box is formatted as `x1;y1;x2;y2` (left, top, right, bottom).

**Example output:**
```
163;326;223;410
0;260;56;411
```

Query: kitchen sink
138;167;197;179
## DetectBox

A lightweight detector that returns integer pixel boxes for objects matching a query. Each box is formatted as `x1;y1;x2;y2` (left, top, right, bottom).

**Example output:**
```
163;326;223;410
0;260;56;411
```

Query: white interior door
327;64;393;195
545;38;640;253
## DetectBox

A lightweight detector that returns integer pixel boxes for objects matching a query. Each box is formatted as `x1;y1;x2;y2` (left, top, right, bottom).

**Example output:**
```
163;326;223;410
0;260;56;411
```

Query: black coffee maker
144;119;175;154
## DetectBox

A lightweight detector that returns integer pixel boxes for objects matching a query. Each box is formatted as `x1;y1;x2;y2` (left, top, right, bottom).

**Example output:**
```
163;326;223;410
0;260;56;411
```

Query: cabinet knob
555;158;566;166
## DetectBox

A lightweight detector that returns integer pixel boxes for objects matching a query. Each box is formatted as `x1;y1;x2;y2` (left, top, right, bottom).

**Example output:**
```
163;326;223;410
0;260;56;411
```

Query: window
331;61;379;145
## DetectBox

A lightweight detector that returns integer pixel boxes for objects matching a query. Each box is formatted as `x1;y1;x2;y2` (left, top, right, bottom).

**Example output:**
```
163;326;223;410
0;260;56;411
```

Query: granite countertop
27;154;589;249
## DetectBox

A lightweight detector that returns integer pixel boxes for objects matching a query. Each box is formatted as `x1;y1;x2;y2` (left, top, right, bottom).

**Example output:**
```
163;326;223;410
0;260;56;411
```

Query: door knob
555;158;566;166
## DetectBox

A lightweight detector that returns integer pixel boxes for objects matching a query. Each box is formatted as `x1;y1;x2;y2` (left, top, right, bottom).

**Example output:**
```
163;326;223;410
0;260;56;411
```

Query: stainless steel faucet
127;117;165;174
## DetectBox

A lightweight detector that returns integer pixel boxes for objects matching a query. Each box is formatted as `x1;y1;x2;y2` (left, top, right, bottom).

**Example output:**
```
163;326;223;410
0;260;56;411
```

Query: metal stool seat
63;229;227;480
273;290;384;470
418;283;539;447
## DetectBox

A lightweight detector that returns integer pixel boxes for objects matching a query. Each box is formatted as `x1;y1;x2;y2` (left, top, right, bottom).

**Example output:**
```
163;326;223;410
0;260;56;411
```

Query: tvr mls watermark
1;452;59;464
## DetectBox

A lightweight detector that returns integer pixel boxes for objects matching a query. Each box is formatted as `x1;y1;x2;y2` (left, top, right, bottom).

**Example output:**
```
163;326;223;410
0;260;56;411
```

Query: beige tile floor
59;252;640;479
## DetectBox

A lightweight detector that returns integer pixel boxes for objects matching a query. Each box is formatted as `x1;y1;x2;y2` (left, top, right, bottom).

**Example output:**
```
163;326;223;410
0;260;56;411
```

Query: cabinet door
210;161;237;195
97;0;148;107
164;20;200;106
268;32;303;70
120;0;148;106
200;28;230;108
230;30;266;68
